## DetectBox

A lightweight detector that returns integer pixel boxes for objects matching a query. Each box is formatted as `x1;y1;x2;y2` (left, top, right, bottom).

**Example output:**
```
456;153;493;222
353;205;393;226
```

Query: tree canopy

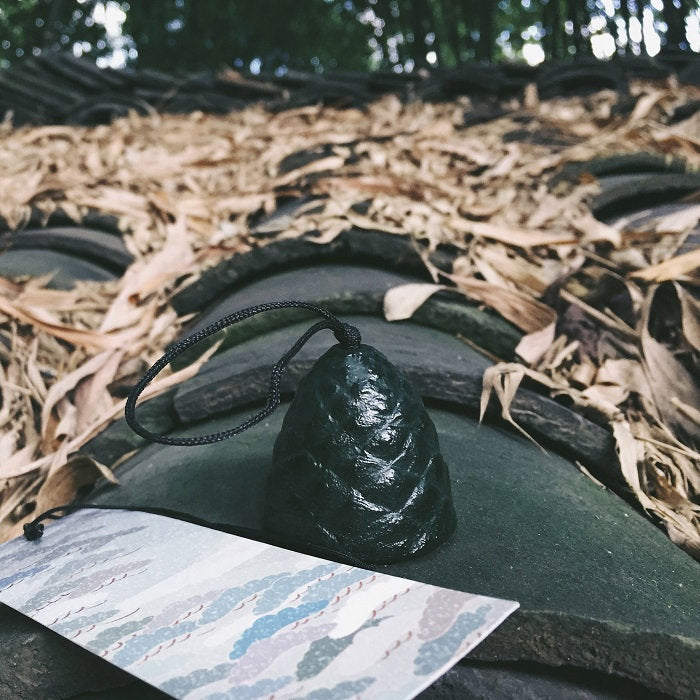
1;0;698;72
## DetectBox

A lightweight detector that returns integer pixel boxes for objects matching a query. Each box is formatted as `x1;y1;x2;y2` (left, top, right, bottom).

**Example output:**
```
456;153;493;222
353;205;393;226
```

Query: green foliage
0;0;697;72
0;0;109;68
122;0;372;73
1;0;44;66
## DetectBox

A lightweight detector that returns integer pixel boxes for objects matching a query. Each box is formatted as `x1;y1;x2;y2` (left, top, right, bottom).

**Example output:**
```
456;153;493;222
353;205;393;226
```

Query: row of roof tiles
1;50;698;126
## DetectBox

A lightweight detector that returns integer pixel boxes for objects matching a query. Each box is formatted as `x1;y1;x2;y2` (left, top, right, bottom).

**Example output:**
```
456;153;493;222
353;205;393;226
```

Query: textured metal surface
266;344;457;563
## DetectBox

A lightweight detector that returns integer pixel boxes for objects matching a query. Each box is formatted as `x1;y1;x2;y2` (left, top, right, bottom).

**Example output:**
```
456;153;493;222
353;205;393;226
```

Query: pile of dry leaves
0;77;698;556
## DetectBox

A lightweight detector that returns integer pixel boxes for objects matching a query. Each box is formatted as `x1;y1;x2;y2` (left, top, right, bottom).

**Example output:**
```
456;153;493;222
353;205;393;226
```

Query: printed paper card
0;509;518;699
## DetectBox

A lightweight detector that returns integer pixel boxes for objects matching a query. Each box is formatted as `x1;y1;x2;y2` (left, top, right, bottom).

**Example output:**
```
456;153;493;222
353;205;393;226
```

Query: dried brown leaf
640;287;700;445
74;350;124;435
450;273;556;333
450;218;577;247
0;295;122;350
274;155;347;187
480;364;545;450
5;455;118;541
613;418;651;508
631;249;700;282
515;322;556;365
40;350;120;443
383;283;444;321
1;76;699;554
416;139;494;166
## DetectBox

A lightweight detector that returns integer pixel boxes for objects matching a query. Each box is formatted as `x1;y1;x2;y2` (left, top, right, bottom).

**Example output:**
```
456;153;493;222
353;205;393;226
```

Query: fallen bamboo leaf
74;349;125;435
0;436;38;481
595;358;651;400
416;139;494;165
345;212;405;234
383;283;445;321
480;363;545;450
515;322;556;365
100;219;195;333
0;296;123;350
41;350;121;442
450;218;577;247
629;89;665;122
631;249;700;282
1;76;699;556
485;144;522;178
675;282;700;352
640;286;700;446
581;383;628;407
560;288;638;341
4;455;118;542
573;211;623;247
621;416;700;559
612;418;651;508
653;112;700;149
449;273;556;334
3;337;223;483
671;397;700;427
274;154;347;187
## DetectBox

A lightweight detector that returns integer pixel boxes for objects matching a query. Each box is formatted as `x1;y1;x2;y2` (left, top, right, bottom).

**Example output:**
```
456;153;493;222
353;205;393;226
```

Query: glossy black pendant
264;343;457;564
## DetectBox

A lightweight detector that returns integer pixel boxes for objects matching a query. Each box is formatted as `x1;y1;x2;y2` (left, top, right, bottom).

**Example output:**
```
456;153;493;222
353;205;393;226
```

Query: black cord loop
125;301;361;447
22;302;367;566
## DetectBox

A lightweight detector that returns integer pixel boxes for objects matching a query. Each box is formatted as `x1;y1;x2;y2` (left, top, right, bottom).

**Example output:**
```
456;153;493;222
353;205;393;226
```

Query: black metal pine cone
264;343;457;563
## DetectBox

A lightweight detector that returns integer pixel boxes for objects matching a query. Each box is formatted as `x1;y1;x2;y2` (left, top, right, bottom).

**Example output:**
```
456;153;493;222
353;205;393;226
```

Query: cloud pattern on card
0;509;517;699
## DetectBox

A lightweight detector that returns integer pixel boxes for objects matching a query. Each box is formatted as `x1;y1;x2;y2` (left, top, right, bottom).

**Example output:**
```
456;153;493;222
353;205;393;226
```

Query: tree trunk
443;0;464;64
661;0;688;51
566;0;591;56
619;0;631;53
553;0;563;59
476;0;493;62
422;0;450;67
542;0;554;59
632;0;646;55
408;0;431;68
41;0;65;50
